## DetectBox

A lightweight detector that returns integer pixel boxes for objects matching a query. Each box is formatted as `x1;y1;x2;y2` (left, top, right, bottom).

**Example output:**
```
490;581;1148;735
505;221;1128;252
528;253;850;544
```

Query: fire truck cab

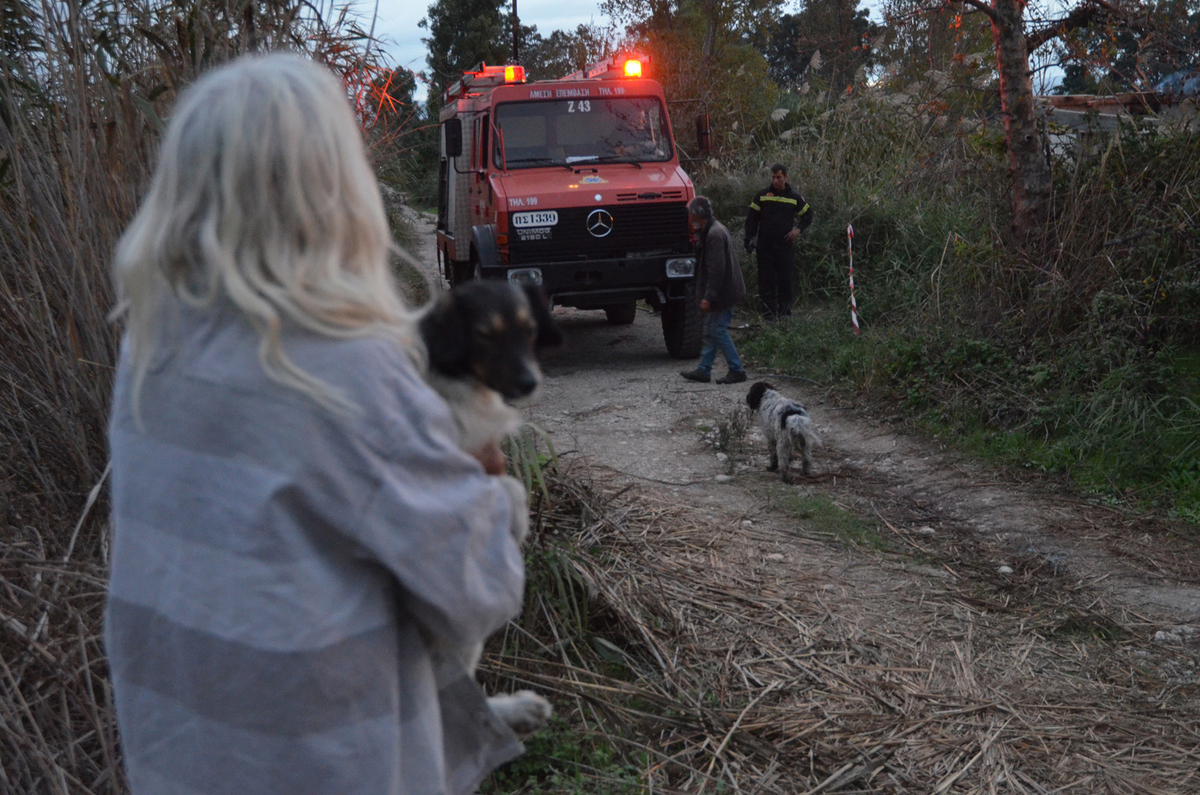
436;55;703;358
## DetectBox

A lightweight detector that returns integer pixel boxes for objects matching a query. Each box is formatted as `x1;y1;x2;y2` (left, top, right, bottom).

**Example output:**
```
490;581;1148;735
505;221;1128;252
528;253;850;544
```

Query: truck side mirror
444;118;463;158
695;113;711;155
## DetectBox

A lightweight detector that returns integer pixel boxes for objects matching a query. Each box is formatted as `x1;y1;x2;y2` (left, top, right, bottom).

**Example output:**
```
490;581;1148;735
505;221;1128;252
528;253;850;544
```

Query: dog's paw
497;475;530;545
487;690;553;734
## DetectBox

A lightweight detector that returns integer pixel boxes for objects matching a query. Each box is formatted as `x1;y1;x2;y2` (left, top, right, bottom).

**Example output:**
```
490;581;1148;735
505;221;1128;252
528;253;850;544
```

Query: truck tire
604;302;638;326
471;226;501;281
661;283;702;358
450;260;473;286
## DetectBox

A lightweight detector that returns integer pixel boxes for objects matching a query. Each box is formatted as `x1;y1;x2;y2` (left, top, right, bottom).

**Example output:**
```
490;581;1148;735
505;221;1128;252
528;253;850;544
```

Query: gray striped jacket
106;306;526;794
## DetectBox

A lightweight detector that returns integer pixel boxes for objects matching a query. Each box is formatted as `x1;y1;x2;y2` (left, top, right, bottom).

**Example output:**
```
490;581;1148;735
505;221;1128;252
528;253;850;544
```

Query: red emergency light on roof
443;62;526;101
563;53;651;81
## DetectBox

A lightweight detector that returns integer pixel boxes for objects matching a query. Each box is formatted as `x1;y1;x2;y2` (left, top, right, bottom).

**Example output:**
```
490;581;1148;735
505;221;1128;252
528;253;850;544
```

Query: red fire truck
435;54;706;358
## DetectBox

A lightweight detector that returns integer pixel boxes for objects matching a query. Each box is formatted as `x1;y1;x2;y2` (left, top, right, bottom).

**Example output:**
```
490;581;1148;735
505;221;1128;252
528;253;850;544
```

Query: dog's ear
522;285;563;350
746;382;766;410
420;291;470;376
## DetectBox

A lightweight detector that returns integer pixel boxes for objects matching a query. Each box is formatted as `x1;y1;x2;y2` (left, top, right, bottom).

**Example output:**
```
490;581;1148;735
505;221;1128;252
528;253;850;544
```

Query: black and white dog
418;280;561;733
746;381;819;484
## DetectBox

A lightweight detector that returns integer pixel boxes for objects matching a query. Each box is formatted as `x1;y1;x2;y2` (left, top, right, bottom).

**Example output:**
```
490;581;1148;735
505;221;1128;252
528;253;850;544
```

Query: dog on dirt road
746;381;820;484
418;280;561;733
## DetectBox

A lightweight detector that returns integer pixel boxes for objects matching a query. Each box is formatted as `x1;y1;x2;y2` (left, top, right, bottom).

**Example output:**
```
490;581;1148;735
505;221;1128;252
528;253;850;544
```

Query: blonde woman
106;53;529;794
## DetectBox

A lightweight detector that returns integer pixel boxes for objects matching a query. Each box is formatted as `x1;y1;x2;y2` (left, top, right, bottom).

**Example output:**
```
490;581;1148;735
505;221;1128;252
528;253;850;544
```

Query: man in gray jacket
680;195;748;384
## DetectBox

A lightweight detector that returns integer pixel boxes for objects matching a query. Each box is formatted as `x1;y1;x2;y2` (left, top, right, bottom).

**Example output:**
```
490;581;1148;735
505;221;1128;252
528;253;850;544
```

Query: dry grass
0;473;118;794
482;459;1200;793
2;4;149;789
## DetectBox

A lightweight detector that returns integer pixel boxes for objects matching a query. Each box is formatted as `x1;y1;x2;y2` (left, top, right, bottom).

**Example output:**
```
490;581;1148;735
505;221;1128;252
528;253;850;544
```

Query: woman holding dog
106;54;530;794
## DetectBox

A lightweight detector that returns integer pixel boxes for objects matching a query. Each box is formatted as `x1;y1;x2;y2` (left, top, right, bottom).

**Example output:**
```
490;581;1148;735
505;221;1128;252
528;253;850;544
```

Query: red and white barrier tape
847;224;860;335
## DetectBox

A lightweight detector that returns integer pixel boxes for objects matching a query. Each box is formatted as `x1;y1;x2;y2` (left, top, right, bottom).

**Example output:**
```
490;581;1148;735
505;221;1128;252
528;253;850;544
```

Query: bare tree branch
954;0;999;24
1026;2;1116;51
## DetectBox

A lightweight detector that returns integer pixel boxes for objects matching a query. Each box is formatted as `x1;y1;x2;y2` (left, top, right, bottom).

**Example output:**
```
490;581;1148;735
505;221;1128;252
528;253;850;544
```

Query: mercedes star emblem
586;209;614;238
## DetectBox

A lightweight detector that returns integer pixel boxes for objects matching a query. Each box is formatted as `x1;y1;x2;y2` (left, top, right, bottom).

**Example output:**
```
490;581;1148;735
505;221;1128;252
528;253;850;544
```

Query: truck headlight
507;268;543;287
665;257;695;278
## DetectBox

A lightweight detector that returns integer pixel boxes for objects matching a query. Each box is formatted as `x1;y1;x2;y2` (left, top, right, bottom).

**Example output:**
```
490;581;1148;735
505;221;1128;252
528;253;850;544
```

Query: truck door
439;120;456;235
437;158;449;233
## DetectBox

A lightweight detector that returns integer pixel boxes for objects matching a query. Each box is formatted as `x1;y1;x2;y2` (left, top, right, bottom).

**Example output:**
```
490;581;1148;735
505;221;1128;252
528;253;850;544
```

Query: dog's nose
514;371;539;397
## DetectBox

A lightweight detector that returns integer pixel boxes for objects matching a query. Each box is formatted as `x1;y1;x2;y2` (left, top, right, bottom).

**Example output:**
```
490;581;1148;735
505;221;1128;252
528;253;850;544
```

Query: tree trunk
990;0;1050;242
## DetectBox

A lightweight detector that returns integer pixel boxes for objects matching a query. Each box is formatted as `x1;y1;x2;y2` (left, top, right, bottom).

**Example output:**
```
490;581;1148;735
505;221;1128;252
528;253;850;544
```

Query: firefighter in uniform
744;164;813;319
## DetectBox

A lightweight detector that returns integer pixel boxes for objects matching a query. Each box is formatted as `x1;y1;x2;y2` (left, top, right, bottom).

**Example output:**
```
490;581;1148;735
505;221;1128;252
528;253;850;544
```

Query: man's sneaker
716;370;748;385
680;368;711;383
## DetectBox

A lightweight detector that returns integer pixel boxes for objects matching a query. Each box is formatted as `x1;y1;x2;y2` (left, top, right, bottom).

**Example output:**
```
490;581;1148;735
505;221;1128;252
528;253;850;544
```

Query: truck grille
616;189;685;202
509;202;690;264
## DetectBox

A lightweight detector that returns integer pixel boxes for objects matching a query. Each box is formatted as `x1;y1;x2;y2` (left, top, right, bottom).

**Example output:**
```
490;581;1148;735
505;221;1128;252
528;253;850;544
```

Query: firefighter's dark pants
756;241;794;318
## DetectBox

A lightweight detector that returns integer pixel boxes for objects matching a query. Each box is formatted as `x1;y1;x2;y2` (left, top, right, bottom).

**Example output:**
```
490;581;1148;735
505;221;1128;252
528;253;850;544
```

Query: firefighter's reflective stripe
745;183;813;243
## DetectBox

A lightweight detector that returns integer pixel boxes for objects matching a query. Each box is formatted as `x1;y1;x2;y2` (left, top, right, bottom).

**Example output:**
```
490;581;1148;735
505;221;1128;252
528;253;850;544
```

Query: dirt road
541;309;1200;615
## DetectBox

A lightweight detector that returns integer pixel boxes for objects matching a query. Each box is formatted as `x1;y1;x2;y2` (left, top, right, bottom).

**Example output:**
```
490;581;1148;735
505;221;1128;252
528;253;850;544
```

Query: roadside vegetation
701;85;1200;523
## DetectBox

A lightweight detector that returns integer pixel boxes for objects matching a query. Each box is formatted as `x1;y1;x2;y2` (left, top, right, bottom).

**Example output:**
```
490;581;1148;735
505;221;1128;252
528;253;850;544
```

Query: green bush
714;90;1200;524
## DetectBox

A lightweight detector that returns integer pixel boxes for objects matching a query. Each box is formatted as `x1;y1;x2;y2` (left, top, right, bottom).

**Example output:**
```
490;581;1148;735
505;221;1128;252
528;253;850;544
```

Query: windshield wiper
505;157;573;170
591;155;644;169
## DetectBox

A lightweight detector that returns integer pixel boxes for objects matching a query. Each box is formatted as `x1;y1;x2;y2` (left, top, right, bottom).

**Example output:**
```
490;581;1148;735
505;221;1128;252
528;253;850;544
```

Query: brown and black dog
417;280;561;733
420;281;562;456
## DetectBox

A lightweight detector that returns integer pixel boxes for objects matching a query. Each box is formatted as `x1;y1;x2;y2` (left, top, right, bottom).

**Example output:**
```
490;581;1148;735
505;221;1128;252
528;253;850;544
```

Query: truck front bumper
480;256;695;308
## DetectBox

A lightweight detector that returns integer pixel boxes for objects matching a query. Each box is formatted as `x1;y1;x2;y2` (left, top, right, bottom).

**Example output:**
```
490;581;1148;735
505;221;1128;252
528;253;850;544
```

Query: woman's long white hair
112;52;419;411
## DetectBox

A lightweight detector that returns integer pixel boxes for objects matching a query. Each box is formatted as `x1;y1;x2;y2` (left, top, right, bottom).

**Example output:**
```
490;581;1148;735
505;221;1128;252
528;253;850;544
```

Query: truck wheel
661;283;702;358
604;302;638;326
450;261;473;286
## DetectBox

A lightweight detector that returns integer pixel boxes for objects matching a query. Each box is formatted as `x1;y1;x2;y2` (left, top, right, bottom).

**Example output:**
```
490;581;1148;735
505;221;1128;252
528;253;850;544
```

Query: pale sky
370;0;610;80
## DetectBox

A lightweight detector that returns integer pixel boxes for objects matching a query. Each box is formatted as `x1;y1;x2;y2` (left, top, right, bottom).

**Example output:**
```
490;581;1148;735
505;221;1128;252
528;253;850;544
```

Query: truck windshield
493;97;672;169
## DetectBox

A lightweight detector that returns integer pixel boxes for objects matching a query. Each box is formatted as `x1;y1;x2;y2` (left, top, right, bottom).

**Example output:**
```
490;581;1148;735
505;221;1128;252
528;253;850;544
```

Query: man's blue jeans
697;307;744;375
